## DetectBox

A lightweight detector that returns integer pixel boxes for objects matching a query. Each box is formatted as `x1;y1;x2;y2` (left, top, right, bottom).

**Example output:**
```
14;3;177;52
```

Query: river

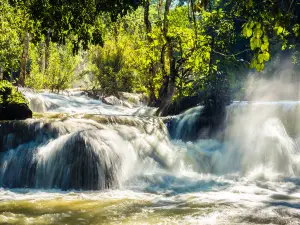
0;90;300;224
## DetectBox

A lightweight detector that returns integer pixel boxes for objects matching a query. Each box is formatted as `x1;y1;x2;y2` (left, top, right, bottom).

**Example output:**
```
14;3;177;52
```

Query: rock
0;103;32;120
0;80;32;120
118;92;148;106
122;101;133;108
28;95;46;112
102;96;122;106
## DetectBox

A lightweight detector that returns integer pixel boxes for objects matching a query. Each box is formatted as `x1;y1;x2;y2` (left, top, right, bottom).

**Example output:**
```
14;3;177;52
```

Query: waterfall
22;89;156;116
1;90;300;191
2;90;300;224
167;101;300;179
0;117;184;190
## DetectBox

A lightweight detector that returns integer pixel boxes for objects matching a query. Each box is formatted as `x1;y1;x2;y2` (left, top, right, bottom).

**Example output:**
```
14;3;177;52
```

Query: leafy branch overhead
9;0;141;52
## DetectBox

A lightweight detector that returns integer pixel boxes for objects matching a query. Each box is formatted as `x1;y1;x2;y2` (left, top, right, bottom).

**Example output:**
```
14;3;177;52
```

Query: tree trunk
156;0;176;114
45;30;51;71
19;31;30;86
163;0;172;37
144;0;157;106
10;68;13;83
157;0;163;21
39;41;46;74
158;45;177;115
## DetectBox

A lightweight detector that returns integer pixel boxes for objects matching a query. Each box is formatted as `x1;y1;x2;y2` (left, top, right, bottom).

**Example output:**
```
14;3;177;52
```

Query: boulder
0;103;32;120
102;96;122;106
122;101;133;108
118;92;147;106
0;80;32;120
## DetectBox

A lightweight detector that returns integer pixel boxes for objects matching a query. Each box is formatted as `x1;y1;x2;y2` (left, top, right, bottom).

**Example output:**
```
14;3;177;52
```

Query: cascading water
1;90;300;224
22;89;156;115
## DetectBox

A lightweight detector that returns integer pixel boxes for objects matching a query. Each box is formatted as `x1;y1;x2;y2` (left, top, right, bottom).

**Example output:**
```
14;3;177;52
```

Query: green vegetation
0;0;299;114
0;80;28;105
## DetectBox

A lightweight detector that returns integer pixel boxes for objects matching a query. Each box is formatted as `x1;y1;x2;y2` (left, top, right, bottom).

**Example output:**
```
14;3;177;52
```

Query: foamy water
22;90;156;116
1;175;300;224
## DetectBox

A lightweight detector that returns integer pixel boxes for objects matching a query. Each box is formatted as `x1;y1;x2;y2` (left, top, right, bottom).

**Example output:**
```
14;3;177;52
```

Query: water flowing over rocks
0;116;173;190
1;90;300;224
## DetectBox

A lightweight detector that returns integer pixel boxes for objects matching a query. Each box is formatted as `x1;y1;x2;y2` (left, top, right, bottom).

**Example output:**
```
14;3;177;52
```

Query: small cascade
166;100;300;179
22;89;157;116
166;106;204;140
0;116;183;190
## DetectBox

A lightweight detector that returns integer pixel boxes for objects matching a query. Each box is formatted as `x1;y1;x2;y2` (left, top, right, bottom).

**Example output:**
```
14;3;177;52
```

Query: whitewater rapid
0;90;300;224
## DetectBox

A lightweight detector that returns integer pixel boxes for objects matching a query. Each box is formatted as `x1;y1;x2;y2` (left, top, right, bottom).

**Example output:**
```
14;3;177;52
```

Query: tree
26;40;80;92
10;0;141;52
0;1;25;78
225;0;300;71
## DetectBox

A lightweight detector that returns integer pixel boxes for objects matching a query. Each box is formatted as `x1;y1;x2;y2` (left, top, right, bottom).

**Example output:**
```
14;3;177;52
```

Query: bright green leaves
254;27;263;38
243;21;271;71
26;41;80;91
261;42;269;51
250;57;264;71
250;37;262;50
274;23;289;37
204;51;211;62
244;28;253;38
242;21;254;38
0;0;26;71
257;52;270;63
0;80;29;105
292;24;300;37
250;50;269;72
243;22;265;50
274;25;284;35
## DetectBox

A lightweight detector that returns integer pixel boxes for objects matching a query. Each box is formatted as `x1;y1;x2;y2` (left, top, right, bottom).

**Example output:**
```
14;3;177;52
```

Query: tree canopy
1;0;299;114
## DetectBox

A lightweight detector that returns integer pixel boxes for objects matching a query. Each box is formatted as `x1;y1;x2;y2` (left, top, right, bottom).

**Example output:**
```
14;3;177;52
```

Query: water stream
0;90;300;224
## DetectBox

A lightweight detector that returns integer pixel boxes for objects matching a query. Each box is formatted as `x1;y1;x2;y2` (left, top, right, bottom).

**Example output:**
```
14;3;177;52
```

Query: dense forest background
1;0;299;115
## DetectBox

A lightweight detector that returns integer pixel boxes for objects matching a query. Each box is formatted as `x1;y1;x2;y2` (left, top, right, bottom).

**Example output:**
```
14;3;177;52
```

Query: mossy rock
0;80;32;120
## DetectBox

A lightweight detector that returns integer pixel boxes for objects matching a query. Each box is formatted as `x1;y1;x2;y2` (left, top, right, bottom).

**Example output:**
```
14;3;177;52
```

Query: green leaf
250;37;261;50
256;63;264;71
263;35;269;43
258;54;264;63
250;58;257;68
254;28;263;38
244;27;253;37
263;52;270;61
275;26;283;35
261;43;268;51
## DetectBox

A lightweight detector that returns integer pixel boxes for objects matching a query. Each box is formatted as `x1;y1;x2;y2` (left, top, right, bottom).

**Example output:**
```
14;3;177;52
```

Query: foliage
0;80;28;105
1;0;300;112
10;0;141;52
26;41;80;92
86;10;149;96
226;0;300;71
0;0;26;71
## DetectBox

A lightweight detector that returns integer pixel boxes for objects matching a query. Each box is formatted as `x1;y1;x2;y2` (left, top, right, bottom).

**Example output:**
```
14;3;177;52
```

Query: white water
1;91;300;224
22;89;156;116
